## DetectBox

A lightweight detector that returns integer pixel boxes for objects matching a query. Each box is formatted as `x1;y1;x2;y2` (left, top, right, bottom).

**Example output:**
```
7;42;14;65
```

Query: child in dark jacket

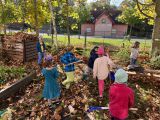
36;36;46;69
87;46;99;74
109;69;134;120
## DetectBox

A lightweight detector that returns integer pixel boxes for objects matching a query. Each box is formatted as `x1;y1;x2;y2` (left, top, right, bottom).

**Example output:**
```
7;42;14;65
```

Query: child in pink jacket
109;69;134;120
93;46;114;98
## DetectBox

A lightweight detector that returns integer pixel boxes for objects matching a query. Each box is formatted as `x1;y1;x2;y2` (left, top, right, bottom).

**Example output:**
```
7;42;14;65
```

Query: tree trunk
78;22;81;39
127;25;132;41
0;0;6;34
21;0;26;32
48;0;58;47
3;25;6;34
151;0;160;57
129;25;132;36
66;0;70;45
33;0;39;36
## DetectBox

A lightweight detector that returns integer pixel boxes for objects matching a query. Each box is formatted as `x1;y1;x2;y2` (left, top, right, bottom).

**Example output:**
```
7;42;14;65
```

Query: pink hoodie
109;84;134;119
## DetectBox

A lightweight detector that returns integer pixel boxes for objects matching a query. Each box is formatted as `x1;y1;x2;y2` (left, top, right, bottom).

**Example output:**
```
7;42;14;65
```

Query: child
130;41;140;65
93;46;114;98
42;55;60;106
36;36;46;69
109;69;134;120
87;46;99;74
88;46;99;70
104;45;110;58
103;45;115;83
60;46;79;89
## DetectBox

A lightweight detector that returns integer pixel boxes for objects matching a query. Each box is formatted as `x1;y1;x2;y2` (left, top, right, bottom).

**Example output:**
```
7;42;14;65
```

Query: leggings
62;72;74;89
98;80;104;97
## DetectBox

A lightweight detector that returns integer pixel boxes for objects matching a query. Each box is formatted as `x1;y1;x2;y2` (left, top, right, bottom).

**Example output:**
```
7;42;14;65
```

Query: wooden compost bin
1;33;38;62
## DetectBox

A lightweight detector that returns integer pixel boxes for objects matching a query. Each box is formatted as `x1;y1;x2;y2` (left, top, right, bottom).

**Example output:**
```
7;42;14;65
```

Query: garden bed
0;60;38;91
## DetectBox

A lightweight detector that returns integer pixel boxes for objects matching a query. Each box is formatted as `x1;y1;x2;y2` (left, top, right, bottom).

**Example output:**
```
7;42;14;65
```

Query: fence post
84;32;87;50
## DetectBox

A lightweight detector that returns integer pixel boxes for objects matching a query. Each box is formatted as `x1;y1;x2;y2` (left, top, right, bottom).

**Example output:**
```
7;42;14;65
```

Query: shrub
115;48;130;62
0;65;25;84
149;56;160;69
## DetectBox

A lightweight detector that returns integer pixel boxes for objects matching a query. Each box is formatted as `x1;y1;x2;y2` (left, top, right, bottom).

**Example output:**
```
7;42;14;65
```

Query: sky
87;0;124;6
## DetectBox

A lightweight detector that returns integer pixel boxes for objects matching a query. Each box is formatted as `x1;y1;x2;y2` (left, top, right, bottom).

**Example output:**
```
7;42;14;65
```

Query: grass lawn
43;34;151;51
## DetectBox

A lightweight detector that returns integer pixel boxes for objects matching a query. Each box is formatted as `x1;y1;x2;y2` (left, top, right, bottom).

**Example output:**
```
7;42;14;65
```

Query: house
81;9;128;38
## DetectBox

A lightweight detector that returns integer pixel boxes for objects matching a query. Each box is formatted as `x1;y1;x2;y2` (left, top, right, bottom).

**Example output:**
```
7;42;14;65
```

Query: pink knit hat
96;46;104;55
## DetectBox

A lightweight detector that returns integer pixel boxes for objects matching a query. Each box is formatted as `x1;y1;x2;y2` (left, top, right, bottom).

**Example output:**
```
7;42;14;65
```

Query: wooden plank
26;57;37;61
25;45;36;49
26;49;37;53
0;71;36;100
8;55;23;59
3;48;23;52
25;54;37;58
6;50;23;54
7;51;23;55
25;41;37;46
126;71;160;79
26;47;36;52
25;54;37;59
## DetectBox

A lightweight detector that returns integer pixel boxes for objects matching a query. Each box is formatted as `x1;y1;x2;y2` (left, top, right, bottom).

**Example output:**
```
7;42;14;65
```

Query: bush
149;56;160;69
0;65;25;84
115;48;130;62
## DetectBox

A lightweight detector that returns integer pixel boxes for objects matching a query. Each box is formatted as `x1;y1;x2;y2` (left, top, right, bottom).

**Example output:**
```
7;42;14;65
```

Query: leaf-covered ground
0;62;159;120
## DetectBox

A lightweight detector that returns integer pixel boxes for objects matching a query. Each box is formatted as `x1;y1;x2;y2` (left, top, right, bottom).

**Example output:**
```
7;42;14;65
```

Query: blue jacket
36;42;46;53
60;52;79;72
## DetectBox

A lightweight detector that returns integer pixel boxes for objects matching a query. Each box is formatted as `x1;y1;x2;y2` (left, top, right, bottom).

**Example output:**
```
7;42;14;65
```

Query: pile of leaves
1;32;37;44
149;55;160;69
0;61;159;119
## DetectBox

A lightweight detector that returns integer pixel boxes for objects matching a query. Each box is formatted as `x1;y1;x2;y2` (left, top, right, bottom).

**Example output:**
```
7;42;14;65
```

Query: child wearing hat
42;55;60;106
109;69;134;120
93;46;114;98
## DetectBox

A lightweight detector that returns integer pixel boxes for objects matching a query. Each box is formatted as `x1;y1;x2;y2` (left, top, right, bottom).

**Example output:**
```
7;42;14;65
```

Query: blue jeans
130;58;137;65
38;52;44;65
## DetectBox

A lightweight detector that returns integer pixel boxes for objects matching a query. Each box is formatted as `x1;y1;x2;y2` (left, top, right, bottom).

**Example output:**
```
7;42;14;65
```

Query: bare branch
134;0;154;20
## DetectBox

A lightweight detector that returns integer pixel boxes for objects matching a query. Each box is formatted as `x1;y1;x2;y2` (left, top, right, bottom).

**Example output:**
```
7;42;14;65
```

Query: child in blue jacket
60;46;79;89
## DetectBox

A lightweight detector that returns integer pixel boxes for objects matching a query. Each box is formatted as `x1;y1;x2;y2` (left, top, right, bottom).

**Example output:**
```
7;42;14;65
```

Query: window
86;28;91;33
101;19;106;24
112;29;117;34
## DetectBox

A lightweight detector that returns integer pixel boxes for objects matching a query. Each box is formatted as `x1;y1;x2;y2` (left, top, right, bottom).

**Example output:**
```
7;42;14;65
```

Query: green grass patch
43;35;151;52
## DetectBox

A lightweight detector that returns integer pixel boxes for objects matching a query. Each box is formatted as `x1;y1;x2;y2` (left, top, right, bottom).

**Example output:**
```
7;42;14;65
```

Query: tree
57;0;79;45
33;0;39;36
118;0;142;38
75;0;90;39
134;0;160;57
48;0;58;47
22;0;50;35
0;1;22;34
